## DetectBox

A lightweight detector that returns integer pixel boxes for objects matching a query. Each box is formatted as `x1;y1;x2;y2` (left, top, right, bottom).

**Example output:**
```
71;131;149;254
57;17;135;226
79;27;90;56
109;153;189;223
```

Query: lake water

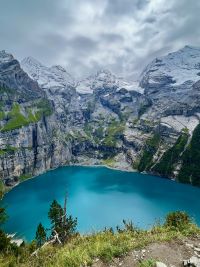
2;166;200;241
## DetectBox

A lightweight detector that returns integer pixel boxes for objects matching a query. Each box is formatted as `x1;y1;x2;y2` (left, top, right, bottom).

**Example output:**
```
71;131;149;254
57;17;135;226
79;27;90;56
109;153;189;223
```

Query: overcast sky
0;0;200;79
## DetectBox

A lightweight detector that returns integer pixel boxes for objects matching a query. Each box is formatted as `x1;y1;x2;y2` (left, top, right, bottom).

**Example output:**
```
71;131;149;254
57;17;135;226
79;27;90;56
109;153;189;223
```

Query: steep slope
21;57;75;91
0;51;72;191
16;55;150;179
139;45;200;120
140;45;200;89
136;46;200;183
0;51;43;100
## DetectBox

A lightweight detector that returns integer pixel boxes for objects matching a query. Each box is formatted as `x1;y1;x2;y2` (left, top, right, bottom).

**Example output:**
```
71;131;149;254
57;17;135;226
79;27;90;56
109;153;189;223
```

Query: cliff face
1;46;200;191
0;51;73;187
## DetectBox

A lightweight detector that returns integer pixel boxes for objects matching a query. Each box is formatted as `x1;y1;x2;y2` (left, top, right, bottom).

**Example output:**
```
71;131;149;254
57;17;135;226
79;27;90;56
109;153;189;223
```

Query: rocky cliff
1;46;200;194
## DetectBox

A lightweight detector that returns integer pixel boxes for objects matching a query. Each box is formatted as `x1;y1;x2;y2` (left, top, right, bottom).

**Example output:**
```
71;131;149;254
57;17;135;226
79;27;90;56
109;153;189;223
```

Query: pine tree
35;223;46;247
48;200;64;234
0;206;7;227
48;197;77;243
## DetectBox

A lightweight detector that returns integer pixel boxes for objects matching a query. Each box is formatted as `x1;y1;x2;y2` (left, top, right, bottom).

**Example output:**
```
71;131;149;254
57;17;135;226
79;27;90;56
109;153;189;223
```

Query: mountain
1;46;200;194
21;56;75;90
140;45;200;89
0;50;43;100
76;69;142;94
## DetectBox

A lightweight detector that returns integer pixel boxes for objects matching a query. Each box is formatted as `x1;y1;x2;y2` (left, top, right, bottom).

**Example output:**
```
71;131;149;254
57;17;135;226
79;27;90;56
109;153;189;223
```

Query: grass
1;99;53;132
19;174;32;182
0;214;199;267
138;133;160;172
0;111;5;120
152;132;189;177
0;180;6;199
1;103;32;132
140;259;157;267
102;120;125;147
178;124;200;186
101;157;115;167
0;146;18;156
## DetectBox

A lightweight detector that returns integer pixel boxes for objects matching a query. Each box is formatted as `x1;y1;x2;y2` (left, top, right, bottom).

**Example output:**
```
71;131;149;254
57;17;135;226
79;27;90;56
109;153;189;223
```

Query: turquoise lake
2;166;200;241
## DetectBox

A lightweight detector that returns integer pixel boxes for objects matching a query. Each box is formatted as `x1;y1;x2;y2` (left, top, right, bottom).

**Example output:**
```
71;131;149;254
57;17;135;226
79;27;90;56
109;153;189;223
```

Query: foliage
0;211;199;266
138;102;152;118
153;132;189;176
102;120;125;147
0;111;5;120
0;181;6;199
19;173;32;182
164;211;191;231
48;199;77;243
0;230;11;253
101;157;115;167
117;219;138;233
35;223;46;247
0;206;8;226
138;133;160;172
0;146;18;157
178;124;200;186
34;99;53;118
140;259;156;267
0;99;53;132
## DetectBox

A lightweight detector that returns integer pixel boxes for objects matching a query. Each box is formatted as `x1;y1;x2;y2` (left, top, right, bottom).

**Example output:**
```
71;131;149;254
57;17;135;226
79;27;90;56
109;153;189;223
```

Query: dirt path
92;237;200;267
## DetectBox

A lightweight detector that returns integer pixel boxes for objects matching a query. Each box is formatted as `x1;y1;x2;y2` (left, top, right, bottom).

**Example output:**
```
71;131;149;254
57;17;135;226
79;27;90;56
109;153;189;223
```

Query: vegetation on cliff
0;100;53;132
178;124;200;186
138;133;160;172
152;131;189;177
0;86;53;132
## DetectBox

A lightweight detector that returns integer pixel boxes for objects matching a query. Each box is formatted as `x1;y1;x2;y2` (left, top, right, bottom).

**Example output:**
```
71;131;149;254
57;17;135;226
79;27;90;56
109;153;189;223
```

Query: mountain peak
21;56;43;68
0;50;14;63
51;65;67;73
140;45;200;88
21;57;75;89
183;45;200;50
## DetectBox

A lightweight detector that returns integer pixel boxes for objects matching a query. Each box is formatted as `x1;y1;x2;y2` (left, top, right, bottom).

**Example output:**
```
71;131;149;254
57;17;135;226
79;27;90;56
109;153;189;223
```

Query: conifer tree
35;223;46;247
48;196;77;243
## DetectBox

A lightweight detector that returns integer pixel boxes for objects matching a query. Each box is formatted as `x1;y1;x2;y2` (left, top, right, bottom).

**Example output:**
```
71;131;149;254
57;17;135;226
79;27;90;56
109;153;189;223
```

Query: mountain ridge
1;45;200;195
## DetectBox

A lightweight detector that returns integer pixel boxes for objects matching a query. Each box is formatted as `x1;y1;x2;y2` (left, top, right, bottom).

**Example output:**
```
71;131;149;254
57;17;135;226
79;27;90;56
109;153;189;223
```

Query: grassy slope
1;100;52;132
0;220;199;267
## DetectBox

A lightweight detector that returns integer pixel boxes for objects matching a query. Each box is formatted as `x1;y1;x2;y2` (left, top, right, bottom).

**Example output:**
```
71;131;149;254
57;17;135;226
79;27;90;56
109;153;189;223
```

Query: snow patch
161;115;199;134
141;45;200;86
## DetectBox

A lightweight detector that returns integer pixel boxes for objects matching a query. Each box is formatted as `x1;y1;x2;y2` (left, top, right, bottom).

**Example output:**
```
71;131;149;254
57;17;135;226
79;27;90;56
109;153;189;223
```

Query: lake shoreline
1;161;178;200
1;162;138;199
2;164;200;242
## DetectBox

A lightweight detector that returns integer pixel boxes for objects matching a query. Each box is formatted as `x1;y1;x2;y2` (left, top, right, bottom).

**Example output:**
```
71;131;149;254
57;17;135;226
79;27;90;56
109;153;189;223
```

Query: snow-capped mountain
0;50;14;63
22;57;142;95
1;46;200;188
76;69;142;94
140;45;200;89
21;56;75;90
0;51;43;99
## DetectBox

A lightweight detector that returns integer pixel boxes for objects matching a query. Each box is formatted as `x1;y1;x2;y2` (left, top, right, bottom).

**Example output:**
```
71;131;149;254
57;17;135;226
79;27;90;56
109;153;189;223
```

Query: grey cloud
105;0;149;16
100;33;124;43
0;0;199;79
143;16;157;24
67;36;98;52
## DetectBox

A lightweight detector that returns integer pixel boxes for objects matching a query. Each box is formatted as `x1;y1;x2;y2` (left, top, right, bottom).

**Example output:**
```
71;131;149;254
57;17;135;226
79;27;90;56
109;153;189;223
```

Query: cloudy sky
0;0;200;79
